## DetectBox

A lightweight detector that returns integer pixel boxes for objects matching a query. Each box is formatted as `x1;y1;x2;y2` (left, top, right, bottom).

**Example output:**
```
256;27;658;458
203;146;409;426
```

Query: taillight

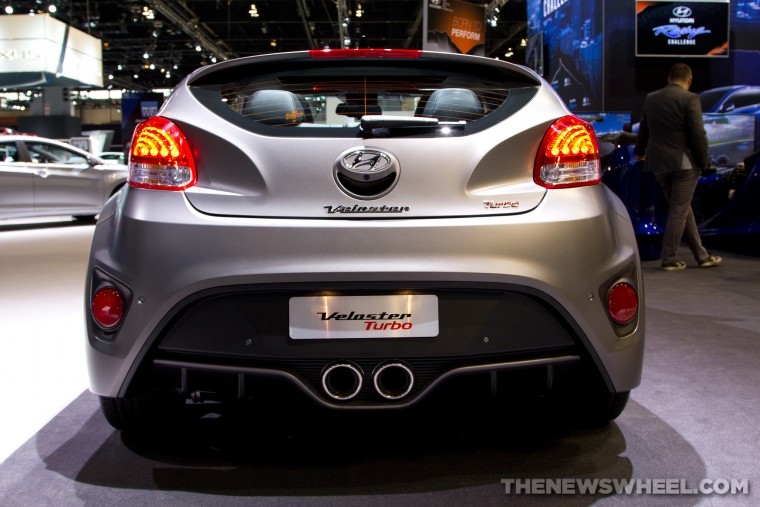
92;287;124;329
129;116;196;190
308;48;422;59
534;115;601;189
607;282;638;325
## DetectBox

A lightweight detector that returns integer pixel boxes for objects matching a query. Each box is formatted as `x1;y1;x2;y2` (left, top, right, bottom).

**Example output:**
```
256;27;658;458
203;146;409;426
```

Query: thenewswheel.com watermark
500;478;750;496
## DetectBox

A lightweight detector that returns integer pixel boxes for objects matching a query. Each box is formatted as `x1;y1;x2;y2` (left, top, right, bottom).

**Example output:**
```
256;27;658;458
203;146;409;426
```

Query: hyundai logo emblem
333;147;400;200
672;6;692;18
341;150;392;173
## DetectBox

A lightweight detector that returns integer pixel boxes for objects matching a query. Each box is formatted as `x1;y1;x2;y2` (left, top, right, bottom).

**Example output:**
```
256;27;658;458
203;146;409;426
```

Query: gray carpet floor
1;248;758;506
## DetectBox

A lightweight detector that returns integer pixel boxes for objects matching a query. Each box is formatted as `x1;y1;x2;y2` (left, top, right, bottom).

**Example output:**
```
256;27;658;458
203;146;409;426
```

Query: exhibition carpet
1;249;759;506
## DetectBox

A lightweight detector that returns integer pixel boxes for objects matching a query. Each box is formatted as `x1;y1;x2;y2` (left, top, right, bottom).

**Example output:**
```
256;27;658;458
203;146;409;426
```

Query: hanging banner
527;0;604;112
423;0;486;56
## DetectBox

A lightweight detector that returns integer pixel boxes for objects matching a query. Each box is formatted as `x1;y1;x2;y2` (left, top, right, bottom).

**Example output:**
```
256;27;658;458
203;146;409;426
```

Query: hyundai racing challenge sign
423;0;486;56
636;1;730;57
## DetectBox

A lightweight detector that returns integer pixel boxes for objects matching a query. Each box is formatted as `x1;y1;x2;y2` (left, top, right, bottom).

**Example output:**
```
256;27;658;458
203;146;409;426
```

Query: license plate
289;294;439;339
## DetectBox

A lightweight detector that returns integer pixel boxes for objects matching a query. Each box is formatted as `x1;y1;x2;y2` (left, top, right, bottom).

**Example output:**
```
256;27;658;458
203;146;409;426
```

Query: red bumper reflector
607;282;638;325
92;287;125;329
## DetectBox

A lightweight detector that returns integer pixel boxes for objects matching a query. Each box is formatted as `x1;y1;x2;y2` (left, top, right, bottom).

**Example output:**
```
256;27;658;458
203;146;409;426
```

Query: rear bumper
86;185;644;404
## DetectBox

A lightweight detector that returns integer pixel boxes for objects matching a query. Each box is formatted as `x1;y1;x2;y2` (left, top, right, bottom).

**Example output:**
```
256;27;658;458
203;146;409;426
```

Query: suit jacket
634;83;710;173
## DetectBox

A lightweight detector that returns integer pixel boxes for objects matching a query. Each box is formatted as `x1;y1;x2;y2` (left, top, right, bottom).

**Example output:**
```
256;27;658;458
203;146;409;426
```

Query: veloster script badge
483;200;520;209
325;204;410;214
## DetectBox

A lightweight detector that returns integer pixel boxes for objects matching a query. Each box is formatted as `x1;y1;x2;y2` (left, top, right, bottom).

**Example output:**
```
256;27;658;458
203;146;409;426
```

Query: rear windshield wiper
360;115;465;132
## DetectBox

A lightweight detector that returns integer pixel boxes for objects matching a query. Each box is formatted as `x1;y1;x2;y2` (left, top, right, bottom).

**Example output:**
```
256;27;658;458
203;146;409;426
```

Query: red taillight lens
607;282;638;325
308;48;422;59
92;287;124;329
129;116;196;190
534;115;601;189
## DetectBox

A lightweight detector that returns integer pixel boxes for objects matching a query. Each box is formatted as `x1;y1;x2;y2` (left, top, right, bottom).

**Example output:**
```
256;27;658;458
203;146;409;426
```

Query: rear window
191;56;539;137
719;88;760;111
700;89;729;112
0;141;19;162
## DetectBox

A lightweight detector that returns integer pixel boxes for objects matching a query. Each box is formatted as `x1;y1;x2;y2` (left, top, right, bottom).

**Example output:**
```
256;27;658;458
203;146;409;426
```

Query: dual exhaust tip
321;361;414;401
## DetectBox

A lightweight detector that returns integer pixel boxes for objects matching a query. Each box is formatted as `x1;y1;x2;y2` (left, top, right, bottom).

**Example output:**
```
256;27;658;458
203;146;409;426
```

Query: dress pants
656;168;709;264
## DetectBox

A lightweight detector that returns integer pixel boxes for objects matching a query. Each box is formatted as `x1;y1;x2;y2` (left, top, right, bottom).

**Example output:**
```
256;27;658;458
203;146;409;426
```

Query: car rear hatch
160;49;563;219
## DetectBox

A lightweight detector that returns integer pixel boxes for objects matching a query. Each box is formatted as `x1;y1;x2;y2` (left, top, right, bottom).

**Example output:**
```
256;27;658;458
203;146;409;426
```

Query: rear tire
99;390;182;432
582;390;630;425
554;390;630;427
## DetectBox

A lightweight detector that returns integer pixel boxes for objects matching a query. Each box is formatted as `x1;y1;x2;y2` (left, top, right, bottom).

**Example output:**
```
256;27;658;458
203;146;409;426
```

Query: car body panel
87;183;643;399
0;164;34;216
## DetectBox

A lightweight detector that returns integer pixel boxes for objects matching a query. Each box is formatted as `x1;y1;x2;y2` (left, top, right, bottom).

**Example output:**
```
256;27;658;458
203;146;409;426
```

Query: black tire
553;390;630;427
582;390;630;426
99;391;182;432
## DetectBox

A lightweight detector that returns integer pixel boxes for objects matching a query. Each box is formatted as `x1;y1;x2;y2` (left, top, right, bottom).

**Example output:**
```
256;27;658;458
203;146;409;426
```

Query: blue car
700;85;760;115
599;121;759;259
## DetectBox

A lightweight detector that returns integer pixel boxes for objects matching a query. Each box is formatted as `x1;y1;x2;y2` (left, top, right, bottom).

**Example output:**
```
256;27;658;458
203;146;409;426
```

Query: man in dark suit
635;63;722;271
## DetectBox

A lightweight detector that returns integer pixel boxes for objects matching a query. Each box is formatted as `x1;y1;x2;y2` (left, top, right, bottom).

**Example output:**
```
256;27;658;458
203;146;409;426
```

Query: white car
1;135;127;220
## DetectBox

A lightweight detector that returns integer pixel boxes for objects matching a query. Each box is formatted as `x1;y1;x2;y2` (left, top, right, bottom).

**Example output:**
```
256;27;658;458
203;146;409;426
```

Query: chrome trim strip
153;355;581;410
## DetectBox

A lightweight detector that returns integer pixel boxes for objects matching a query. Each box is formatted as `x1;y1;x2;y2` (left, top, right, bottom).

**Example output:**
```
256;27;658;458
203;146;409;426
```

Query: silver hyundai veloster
85;49;644;430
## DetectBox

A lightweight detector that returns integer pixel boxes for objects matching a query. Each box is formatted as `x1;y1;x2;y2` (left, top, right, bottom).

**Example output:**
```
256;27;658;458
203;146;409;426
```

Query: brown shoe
661;260;686;271
699;255;722;268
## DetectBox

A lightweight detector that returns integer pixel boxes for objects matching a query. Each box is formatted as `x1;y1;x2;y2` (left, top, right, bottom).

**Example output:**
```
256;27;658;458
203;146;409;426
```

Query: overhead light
195;45;202;52
270;39;277;47
249;4;259;18
4;6;12;14
142;6;155;20
356;3;363;17
48;4;57;14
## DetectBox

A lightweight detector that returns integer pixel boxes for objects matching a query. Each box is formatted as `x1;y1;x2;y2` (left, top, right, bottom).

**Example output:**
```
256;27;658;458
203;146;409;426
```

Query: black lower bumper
125;283;603;408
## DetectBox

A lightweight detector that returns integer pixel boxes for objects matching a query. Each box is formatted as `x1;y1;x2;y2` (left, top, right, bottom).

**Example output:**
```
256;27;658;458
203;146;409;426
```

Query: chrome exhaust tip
372;361;414;400
321;362;364;401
